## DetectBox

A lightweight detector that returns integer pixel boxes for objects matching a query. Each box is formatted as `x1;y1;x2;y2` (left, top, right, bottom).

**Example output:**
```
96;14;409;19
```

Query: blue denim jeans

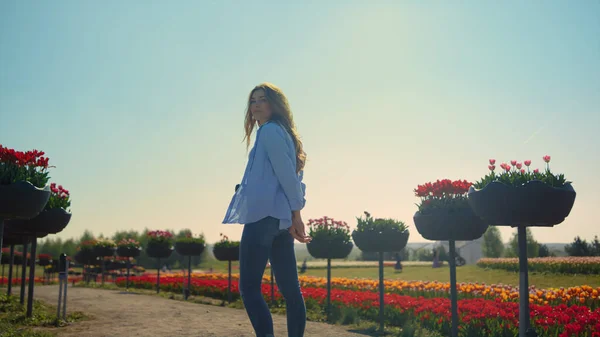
239;216;306;337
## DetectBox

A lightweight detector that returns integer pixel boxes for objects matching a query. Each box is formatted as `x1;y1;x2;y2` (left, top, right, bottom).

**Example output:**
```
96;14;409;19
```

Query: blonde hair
244;82;306;173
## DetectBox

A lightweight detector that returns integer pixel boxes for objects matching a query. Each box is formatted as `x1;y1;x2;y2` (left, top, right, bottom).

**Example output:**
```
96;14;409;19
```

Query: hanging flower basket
353;229;409;253
413;179;488;241
175;242;206;256
213;245;239;261
0;181;50;220
0;145;52;219
414;208;488;241
468;157;576;227
146;230;174;259
92;238;117;258
306;216;353;259
352;212;409;253
307;239;353;259
213;234;239;261
116;238;141;258
117;246;141;258
74;248;96;265
37;254;52;267
146;242;173;259
6;208;72;234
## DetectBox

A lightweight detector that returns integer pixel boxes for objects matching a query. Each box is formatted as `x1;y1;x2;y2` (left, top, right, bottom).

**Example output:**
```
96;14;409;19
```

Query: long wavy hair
244;83;306;173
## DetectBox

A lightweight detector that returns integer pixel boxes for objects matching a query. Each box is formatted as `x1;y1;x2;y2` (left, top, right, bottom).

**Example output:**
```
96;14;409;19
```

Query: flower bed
108;274;600;337
99;272;600;310
477;257;600;275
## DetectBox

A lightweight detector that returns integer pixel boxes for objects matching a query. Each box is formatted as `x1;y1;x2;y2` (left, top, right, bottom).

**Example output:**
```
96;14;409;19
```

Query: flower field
91;272;600;337
477;257;600;275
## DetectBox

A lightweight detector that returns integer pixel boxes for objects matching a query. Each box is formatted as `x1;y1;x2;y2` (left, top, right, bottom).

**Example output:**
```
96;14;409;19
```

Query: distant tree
508;228;539;258
538;244;552;257
591;236;600;257
482;227;504;258
564;236;592;256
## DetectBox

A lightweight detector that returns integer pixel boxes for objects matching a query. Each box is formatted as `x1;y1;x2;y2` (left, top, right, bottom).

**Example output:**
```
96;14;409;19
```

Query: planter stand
156;258;161;294
20;243;28;305
185;256;192;300
517;226;535;337
377;252;385;334
6;244;15;296
448;241;459;337
227;260;232;303
27;235;37;318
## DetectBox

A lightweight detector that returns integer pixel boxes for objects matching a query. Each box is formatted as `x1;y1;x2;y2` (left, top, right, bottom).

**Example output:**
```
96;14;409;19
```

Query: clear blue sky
1;1;599;244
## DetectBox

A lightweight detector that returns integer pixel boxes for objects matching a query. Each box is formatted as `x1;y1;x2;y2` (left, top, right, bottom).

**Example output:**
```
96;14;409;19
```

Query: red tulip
534;169;539;174
543;155;551;163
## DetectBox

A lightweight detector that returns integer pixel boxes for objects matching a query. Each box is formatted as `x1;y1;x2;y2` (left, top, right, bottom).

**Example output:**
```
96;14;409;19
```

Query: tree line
481;226;600;258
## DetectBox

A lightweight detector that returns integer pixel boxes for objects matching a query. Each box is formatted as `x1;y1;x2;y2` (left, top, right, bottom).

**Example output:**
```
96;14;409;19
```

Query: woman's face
249;89;272;124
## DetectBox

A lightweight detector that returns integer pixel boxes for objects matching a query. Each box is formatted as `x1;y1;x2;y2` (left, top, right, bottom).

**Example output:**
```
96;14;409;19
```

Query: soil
32;285;366;337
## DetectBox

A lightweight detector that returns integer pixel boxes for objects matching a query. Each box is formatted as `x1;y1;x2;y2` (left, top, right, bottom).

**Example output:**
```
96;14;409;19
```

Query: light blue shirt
222;121;306;230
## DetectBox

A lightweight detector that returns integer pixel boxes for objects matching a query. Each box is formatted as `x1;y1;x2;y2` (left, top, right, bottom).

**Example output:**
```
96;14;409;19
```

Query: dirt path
33;286;366;337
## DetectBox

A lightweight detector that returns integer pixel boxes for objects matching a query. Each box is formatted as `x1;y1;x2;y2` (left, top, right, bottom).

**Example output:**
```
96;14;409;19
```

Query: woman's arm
260;123;306;211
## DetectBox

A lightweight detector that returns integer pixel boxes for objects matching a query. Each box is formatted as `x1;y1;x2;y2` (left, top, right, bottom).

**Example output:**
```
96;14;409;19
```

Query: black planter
467;181;576;227
175;242;206;256
93;246;116;258
146;242;173;259
307;239;353;259
116;246;141;258
1;233;33;246
6;208;72;234
0;181;51;220
352;229;409;253
74;248;96;265
414;207;488;241
38;259;52;267
213;245;240;261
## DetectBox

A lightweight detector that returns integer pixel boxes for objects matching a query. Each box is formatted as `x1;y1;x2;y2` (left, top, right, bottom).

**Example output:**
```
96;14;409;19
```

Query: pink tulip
516;163;523;170
521;169;525;174
543;155;551;163
489;159;496;165
510;160;517;166
524;160;531;166
534;169;539;174
488;165;495;171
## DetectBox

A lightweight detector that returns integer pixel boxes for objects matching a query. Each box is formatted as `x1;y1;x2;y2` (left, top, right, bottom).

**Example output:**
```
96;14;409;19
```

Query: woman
223;83;311;337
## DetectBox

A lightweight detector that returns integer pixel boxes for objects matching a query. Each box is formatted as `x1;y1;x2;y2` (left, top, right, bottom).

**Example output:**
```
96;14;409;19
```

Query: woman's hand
289;211;311;243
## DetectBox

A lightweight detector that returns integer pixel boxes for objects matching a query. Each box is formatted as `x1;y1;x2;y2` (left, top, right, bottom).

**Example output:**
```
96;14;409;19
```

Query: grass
0;294;87;337
300;265;600;289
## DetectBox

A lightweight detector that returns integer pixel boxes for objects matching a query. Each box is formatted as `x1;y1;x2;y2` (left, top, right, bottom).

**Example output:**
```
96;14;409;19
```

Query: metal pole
20;243;28;304
0;219;4;268
227;260;232;303
518;226;534;337
378;251;384;333
326;258;331;321
26;236;37;317
56;276;63;321
448;240;459;337
7;244;15;295
270;264;275;305
156;258;161;294
62;258;68;320
187;255;192;300
126;259;130;290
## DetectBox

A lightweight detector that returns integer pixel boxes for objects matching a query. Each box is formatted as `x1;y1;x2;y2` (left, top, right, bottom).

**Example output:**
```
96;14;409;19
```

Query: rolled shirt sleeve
260;123;306;211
